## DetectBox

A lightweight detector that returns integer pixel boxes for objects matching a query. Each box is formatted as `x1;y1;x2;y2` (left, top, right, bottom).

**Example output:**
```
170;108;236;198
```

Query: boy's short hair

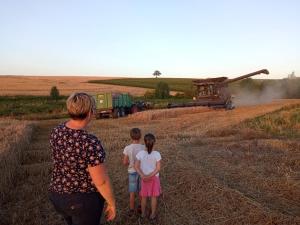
130;128;141;140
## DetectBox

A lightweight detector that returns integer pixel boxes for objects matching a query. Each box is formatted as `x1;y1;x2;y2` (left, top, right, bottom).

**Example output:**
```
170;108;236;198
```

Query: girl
135;133;161;220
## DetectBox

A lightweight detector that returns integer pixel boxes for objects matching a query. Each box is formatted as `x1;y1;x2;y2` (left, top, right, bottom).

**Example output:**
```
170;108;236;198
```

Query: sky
0;0;299;79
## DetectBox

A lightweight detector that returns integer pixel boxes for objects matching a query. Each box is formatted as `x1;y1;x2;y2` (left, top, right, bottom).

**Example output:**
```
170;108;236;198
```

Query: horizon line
0;74;288;80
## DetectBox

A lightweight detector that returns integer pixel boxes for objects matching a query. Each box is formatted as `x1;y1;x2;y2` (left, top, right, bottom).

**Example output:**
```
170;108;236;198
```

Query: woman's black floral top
49;122;105;194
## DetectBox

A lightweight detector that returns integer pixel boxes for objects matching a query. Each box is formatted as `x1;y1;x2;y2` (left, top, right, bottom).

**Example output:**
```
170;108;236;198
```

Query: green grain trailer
94;93;135;118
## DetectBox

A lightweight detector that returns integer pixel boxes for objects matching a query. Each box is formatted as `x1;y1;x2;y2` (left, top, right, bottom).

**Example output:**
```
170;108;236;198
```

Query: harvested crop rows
0;120;34;204
1;100;300;225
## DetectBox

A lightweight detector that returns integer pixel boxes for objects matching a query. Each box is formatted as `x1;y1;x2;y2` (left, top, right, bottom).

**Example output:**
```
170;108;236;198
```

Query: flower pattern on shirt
49;122;105;194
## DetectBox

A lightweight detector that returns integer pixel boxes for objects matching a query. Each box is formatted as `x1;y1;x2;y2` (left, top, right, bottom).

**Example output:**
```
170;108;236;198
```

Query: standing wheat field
0;76;149;96
1;100;300;225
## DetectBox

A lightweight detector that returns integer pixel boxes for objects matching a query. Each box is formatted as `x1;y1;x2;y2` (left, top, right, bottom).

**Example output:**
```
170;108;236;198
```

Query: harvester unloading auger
168;69;269;109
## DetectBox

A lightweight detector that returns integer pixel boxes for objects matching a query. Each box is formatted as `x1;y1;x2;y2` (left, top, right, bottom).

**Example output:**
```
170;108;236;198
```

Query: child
135;133;161;220
123;128;145;215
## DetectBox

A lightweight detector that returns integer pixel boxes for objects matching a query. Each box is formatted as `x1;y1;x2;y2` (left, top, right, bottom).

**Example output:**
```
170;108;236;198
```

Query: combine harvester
168;69;269;110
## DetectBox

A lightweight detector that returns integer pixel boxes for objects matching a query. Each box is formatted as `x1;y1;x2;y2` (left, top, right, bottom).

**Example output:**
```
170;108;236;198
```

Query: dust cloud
233;84;285;106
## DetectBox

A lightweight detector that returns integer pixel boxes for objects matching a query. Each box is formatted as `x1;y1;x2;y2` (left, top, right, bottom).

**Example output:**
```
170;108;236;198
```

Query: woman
49;92;116;225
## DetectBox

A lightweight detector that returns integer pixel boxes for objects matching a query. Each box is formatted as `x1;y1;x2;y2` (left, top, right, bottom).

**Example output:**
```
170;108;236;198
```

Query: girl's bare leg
150;197;157;218
141;197;147;217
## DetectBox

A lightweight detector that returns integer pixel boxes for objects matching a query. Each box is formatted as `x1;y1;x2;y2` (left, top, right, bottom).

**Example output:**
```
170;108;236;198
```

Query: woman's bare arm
88;163;116;221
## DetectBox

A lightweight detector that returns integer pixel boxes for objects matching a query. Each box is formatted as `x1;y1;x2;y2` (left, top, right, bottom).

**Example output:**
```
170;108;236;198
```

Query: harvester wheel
225;101;234;110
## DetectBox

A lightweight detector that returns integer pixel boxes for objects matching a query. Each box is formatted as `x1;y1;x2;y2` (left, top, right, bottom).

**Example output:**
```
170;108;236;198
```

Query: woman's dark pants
49;192;105;225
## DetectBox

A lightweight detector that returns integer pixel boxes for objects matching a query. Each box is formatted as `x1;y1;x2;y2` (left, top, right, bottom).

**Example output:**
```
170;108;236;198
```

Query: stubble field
1;99;299;225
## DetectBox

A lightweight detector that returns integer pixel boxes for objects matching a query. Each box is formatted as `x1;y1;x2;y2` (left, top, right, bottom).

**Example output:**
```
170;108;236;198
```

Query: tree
153;70;161;78
144;90;155;99
184;85;197;98
155;82;170;99
50;86;60;101
288;71;296;79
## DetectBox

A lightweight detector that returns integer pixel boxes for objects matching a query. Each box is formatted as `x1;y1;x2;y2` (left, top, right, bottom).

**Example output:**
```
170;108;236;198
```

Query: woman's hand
105;203;116;221
88;164;116;221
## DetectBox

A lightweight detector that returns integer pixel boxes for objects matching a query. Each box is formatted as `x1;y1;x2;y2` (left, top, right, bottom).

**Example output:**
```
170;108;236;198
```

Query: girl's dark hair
144;133;156;154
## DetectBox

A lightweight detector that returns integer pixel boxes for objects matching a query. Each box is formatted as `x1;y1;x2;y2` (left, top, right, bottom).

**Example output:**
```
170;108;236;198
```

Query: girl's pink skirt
140;176;161;197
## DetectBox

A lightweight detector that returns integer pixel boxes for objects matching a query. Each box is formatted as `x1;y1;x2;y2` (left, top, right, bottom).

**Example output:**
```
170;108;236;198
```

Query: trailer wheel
120;107;125;117
124;107;130;115
95;113;101;119
112;108;119;118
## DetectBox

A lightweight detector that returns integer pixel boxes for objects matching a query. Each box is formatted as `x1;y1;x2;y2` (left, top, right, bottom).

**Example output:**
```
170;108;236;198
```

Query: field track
1;121;60;224
2;100;300;225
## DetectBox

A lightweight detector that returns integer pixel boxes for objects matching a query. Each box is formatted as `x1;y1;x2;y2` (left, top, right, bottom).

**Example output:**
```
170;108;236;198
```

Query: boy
123;128;144;215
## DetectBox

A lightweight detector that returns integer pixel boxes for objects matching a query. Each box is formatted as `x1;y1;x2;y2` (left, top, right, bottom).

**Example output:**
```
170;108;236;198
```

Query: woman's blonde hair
66;92;96;120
